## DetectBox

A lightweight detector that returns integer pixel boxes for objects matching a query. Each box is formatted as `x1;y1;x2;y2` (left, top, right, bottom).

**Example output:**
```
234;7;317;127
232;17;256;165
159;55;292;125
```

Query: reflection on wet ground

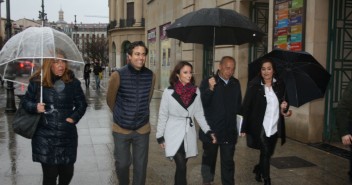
0;74;351;185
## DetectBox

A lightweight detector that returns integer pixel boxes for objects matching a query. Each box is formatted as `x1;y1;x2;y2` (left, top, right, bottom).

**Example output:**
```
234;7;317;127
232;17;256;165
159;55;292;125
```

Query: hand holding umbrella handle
37;103;45;113
281;88;289;114
280;101;292;117
208;77;217;91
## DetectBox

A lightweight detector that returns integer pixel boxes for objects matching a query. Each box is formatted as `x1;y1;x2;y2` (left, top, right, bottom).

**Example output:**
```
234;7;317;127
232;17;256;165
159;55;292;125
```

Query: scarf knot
174;81;196;107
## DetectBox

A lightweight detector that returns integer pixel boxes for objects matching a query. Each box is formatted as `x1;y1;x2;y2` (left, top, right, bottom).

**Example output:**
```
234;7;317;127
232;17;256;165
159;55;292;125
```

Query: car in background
1;60;36;79
16;60;35;76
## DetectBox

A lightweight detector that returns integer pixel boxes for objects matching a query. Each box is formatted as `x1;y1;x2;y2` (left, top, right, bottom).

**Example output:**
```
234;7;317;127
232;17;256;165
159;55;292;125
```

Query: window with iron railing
126;19;135;27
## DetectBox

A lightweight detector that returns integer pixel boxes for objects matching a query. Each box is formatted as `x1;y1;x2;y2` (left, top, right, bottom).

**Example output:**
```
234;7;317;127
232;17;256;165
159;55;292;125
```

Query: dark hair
258;58;278;82
127;41;149;56
169;61;195;87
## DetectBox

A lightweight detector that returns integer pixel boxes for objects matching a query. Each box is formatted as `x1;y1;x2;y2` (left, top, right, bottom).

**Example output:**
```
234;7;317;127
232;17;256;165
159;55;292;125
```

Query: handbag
13;83;41;139
12;101;41;139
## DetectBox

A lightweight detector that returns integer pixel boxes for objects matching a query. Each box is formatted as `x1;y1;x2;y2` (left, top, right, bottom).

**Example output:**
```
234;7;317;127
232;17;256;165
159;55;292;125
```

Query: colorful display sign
273;0;305;51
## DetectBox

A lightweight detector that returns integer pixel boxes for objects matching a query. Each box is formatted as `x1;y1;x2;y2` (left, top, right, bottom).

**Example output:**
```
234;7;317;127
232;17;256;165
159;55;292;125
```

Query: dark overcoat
199;74;242;144
22;76;87;164
241;78;287;149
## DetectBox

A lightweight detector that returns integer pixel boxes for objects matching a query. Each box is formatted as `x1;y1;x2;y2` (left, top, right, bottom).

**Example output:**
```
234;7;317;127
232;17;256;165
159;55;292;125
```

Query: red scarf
174;81;196;107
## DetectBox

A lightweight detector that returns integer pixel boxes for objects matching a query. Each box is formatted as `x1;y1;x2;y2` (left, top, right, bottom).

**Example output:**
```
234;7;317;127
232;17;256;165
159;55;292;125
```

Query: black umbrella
166;8;265;46
248;49;331;107
166;8;265;74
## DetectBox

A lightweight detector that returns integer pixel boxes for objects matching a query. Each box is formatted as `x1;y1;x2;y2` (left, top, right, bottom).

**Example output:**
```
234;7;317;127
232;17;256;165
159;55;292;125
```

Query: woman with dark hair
156;61;216;185
241;58;291;185
21;51;87;185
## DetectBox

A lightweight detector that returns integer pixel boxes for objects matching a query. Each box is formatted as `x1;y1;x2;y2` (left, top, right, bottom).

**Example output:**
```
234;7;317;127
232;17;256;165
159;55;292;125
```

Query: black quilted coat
22;75;87;165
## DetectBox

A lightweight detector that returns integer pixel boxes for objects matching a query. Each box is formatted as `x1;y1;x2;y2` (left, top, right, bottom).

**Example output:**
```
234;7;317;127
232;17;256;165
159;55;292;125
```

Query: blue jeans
113;131;149;185
95;75;100;90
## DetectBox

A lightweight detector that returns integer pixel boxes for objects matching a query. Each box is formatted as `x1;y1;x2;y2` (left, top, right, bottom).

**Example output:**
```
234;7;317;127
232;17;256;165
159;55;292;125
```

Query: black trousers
349;146;352;178
84;77;90;87
173;142;188;185
258;129;278;179
201;142;235;185
41;163;74;185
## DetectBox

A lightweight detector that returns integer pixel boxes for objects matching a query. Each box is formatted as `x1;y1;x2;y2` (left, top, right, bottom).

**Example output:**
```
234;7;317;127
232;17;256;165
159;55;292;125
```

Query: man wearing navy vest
107;41;155;185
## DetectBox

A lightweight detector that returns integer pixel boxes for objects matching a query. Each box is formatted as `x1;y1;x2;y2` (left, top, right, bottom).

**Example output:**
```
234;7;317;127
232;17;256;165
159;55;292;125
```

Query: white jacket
156;88;211;158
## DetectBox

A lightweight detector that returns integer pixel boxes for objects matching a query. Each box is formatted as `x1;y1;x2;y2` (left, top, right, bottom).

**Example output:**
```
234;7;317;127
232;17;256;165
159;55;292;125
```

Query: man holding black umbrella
199;56;242;185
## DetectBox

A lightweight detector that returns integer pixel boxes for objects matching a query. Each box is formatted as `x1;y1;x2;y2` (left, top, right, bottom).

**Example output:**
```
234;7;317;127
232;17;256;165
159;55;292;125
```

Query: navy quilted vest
113;64;153;130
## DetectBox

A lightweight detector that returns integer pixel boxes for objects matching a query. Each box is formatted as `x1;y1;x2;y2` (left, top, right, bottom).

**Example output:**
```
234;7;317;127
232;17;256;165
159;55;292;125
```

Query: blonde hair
30;58;72;87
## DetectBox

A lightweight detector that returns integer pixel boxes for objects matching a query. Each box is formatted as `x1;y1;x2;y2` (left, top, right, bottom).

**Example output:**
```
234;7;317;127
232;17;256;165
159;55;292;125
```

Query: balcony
125;19;135;27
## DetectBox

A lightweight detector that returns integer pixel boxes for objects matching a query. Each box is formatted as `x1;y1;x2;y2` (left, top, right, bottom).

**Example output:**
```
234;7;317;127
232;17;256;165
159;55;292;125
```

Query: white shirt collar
219;75;229;84
261;78;277;86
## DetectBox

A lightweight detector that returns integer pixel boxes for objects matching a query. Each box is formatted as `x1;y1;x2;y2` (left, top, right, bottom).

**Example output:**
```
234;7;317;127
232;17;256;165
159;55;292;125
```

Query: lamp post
74;15;78;45
5;0;16;113
0;0;4;46
38;0;47;25
0;0;3;87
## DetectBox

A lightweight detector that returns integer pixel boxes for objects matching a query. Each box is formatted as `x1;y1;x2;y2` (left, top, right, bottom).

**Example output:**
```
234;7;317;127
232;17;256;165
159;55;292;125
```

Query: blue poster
290;16;302;26
277;19;289;28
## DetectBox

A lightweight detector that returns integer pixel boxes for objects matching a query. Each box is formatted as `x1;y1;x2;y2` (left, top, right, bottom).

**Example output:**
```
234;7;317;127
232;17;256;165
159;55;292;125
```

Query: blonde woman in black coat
22;51;87;185
241;58;291;185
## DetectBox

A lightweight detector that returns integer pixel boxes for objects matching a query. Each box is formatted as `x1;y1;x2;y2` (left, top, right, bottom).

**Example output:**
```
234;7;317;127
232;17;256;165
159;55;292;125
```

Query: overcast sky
1;0;109;24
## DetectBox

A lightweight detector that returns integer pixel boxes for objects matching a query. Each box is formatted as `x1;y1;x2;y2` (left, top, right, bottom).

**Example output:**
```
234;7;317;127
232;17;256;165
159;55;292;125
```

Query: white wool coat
156;88;211;158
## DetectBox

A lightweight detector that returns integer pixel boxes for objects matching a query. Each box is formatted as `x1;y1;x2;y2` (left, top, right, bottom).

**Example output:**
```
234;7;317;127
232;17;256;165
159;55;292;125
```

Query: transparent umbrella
0;27;84;102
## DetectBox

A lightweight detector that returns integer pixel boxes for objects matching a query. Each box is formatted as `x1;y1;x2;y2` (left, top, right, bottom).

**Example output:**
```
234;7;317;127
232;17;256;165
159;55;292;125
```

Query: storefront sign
159;22;171;40
147;28;156;42
273;0;305;51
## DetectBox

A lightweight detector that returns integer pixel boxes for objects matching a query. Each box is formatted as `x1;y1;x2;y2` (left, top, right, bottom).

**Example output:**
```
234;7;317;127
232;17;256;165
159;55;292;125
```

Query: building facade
108;0;350;144
72;23;108;63
108;0;146;69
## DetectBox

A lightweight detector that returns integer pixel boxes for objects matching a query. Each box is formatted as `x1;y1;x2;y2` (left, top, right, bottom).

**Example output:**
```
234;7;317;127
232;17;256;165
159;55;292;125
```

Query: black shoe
263;178;271;185
348;171;352;182
253;164;262;182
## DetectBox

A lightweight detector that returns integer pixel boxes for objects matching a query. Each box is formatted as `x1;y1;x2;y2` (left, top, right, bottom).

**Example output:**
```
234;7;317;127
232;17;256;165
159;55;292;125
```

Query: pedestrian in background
106;41;155;185
336;80;352;182
241;58;291;185
22;50;87;185
84;63;91;88
156;61;216;185
199;56;242;185
93;61;102;90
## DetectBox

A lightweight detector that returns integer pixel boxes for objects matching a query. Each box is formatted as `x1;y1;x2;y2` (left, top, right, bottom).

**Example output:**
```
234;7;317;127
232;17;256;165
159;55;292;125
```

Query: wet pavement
0;74;351;185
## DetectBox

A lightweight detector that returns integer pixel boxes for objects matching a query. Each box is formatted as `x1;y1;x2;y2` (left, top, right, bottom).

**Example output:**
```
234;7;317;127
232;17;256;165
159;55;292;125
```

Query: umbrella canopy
166;7;265;46
248;49;331;107
0;27;84;85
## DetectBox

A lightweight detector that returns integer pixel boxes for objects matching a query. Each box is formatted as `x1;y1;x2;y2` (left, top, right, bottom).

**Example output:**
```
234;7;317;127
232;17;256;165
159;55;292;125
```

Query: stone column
134;0;142;27
116;0;124;27
110;0;116;22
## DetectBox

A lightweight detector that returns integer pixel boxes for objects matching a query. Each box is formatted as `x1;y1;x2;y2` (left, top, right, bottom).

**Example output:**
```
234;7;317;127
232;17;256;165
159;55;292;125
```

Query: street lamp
0;0;4;46
38;0;47;25
5;0;16;113
74;15;78;44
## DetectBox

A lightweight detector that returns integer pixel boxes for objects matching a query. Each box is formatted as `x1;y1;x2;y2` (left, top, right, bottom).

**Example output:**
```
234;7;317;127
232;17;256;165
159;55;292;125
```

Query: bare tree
84;36;108;66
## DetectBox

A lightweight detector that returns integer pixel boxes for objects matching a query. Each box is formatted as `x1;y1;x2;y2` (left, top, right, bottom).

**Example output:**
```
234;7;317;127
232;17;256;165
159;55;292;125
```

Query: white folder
236;114;243;136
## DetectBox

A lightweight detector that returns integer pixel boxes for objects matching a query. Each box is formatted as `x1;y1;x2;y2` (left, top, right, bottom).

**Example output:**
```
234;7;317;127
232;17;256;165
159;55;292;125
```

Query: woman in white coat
156;61;216;185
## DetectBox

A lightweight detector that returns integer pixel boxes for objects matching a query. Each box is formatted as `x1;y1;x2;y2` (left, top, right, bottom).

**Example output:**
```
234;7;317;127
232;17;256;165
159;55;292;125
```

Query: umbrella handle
282;87;289;113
